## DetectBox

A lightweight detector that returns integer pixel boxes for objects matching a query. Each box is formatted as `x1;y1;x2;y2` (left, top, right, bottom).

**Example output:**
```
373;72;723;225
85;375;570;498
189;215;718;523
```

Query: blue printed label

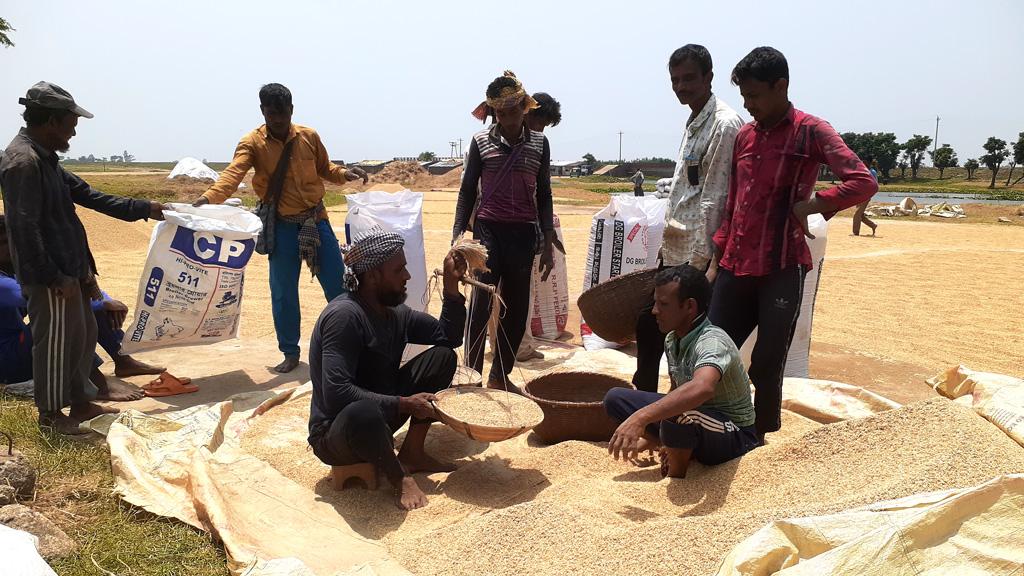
143;267;163;307
169;227;255;269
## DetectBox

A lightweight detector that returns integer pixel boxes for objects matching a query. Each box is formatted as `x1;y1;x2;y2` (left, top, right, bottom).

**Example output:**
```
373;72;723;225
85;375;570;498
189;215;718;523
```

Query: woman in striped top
453;72;555;392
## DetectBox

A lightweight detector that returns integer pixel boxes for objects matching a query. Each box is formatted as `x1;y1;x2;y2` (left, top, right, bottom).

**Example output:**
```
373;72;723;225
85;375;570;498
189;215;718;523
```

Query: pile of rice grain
435;388;543;428
241;396;1024;576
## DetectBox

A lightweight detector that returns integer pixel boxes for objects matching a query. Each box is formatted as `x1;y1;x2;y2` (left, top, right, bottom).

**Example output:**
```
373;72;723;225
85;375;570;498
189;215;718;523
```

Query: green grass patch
0;393;228;576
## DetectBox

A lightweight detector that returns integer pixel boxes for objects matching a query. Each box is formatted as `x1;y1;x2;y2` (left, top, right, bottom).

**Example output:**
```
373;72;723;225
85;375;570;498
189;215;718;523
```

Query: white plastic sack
529;214;569;339
581;195;668;350
344;190;428;311
0;524;59;576
168;157;219;181
121;203;262;353
740;214;828;378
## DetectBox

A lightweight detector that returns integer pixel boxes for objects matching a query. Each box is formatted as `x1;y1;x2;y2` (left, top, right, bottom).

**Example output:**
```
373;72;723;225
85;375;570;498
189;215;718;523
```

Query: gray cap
18;81;93;119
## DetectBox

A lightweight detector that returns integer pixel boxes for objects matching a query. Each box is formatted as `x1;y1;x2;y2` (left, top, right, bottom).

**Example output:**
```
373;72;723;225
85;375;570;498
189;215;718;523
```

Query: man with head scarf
307;231;467;511
455;71;555;392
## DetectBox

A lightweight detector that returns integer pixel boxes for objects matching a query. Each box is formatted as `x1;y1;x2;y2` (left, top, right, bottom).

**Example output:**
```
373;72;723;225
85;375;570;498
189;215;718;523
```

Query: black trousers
310;346;457;483
708;266;805;436
465;220;537;383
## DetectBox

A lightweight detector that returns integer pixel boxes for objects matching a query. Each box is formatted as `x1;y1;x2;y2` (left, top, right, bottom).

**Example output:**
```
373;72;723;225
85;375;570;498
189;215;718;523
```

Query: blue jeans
268;219;346;357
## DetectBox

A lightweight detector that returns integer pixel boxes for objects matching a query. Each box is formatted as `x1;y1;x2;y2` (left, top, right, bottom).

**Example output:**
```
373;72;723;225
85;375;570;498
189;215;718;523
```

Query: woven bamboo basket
524;371;635;444
577;268;658;342
433;387;544;443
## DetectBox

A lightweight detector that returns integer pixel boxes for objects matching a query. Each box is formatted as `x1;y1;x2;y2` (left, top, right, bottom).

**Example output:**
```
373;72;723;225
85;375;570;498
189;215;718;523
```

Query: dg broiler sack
581;195;668;350
121;203;262;353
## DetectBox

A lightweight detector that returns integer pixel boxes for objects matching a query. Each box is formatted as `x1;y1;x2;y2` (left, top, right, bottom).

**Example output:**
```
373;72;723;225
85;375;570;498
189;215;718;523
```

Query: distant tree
122;149;135;163
1006;132;1024;186
583;153;597;166
980;137;1009;189
0;17;14;48
902;134;932;179
86;154;96;163
964;158;980;180
929;144;958;179
110;155;123;163
416;151;437;162
841;132;901;181
896;153;909;179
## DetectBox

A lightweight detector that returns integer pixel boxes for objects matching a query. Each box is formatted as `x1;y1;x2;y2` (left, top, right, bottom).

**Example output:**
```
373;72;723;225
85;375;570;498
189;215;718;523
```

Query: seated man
0;214;162;398
307;232;467;511
605;265;758;478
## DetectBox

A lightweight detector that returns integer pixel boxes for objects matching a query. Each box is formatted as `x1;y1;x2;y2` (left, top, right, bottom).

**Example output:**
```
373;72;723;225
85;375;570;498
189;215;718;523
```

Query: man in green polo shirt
605;265;758;478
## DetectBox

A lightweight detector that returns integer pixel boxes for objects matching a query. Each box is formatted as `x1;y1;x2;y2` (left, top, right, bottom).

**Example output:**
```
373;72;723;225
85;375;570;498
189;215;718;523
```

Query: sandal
142;372;198;397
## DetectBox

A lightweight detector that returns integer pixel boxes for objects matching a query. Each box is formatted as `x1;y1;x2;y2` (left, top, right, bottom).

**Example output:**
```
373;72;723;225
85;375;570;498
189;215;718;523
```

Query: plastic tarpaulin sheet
90;385;410;576
928;365;1024;447
716;474;1024;576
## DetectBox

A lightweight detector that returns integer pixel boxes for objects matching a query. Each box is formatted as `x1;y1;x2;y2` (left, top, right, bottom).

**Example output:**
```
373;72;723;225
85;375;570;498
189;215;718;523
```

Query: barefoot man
604;265;758;478
307;232;467;510
1;215;164;400
0;82;166;435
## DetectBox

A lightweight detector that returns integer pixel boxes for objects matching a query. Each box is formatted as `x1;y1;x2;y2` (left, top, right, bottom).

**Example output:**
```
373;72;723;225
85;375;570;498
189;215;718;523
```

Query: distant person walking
193;83;368;373
632;169;646;196
852;157;879;236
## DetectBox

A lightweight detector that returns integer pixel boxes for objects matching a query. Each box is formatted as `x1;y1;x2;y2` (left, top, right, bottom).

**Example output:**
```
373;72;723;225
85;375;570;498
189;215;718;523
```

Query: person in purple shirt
454;71;555;392
0;214;163;398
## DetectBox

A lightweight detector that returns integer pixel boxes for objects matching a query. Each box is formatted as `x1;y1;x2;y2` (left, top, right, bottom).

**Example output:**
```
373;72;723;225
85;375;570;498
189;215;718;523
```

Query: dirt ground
33;187;1014;415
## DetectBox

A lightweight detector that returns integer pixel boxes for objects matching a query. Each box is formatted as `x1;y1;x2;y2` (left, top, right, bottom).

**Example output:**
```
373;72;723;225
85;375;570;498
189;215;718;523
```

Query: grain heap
434;388;543;428
369;161;428;186
241;395;1024;576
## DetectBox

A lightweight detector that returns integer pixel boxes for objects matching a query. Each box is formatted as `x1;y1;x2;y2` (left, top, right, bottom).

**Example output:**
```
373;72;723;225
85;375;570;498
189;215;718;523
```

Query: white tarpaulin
0;524;58;576
168;157;219;181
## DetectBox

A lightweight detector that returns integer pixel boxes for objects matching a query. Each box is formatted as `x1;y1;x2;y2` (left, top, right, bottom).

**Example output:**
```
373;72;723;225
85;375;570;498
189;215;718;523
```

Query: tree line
841;131;1024;188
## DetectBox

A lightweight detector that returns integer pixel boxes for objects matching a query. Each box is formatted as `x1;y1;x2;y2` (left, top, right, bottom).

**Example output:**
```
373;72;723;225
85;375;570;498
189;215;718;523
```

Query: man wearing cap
307;231;467;511
0;81;166;435
193;83;368;374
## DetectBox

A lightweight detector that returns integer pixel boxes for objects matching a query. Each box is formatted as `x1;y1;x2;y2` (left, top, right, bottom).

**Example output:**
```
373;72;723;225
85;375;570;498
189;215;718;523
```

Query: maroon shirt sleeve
810;120;878;219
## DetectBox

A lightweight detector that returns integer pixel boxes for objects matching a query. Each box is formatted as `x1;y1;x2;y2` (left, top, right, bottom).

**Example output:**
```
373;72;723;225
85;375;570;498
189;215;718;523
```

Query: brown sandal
142;372;198;397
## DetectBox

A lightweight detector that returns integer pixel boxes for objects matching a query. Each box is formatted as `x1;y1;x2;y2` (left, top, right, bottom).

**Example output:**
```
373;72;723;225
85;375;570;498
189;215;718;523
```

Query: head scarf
471;70;540;122
340;231;405;292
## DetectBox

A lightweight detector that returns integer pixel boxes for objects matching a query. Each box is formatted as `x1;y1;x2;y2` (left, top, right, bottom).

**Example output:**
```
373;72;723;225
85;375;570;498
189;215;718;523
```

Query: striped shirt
453;124;553;238
665;316;755;428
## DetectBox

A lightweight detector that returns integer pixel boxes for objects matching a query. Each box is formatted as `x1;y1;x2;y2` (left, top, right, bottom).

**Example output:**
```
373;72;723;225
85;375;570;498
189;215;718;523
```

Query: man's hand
346;166;369;184
82;274;103;301
102;299;130;330
192;196;210;208
399;392;438;420
51;275;80;300
705;257;719;284
149;201;167;220
538;239;555;283
791;200;817;239
608;413;649;463
443;252;467;297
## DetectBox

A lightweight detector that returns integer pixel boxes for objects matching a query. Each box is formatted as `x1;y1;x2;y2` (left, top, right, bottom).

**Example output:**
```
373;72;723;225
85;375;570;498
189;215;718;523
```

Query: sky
2;0;1022;164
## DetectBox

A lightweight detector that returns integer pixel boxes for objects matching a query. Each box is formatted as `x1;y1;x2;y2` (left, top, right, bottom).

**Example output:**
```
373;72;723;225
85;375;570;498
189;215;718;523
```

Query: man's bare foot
659;447;691;478
397;476;429;511
95;379;145;402
274;355;300;373
869;224;878;236
398;452;457;474
113;356;165;377
516;349;544;362
486;379;523;396
38;411;88;436
69;401;119;422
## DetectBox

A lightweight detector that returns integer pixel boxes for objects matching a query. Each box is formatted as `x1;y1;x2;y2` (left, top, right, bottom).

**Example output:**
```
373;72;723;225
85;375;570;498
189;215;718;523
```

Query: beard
380;288;407;307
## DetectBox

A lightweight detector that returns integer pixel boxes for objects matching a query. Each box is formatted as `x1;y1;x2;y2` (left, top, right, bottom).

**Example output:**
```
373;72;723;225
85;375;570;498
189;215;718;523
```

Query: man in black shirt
308;232;467;511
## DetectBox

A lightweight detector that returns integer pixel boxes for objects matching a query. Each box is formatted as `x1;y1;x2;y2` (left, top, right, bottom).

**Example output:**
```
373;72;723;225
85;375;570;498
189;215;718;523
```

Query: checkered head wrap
341;230;405;292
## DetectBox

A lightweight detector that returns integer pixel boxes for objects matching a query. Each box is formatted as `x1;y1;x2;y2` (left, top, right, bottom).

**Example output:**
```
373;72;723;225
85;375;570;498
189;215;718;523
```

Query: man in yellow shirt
194;83;366;373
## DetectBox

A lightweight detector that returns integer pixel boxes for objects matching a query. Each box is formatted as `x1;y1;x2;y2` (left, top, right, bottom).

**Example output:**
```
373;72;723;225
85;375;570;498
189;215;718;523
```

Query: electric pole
933;115;940;157
458;138;463;157
618;131;624;163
